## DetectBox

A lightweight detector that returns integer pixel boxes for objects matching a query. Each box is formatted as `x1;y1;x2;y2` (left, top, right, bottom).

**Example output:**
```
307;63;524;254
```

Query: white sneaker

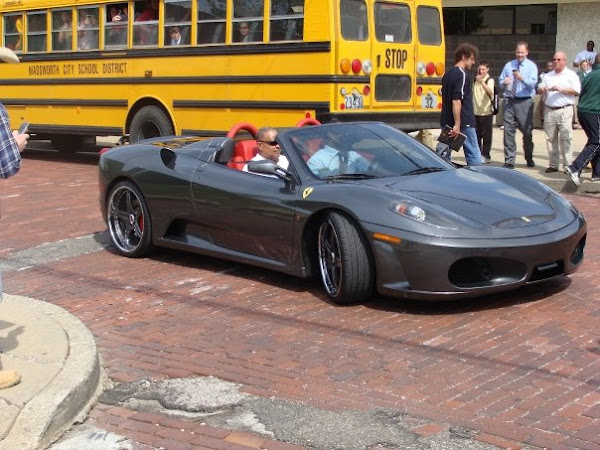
564;166;582;187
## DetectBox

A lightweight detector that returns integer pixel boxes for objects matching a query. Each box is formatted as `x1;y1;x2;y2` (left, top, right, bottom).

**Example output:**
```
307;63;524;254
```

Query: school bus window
417;6;441;45
52;9;72;51
4;14;23;52
375;2;411;43
232;0;263;43
340;0;367;41
197;0;225;44
270;0;304;41
133;0;159;47
164;0;191;46
77;7;100;50
27;12;48;53
106;3;129;48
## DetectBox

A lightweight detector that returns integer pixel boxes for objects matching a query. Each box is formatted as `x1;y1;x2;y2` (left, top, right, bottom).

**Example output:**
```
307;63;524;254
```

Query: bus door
413;1;445;113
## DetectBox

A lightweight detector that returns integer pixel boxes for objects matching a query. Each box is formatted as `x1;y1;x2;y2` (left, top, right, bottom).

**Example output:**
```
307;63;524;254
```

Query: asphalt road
0;140;598;450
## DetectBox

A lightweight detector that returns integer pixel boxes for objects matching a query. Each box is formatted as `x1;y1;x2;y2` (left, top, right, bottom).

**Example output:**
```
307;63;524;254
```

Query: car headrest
215;138;236;164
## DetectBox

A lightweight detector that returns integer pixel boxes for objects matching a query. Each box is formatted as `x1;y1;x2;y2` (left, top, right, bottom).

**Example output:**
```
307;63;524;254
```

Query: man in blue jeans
440;43;481;166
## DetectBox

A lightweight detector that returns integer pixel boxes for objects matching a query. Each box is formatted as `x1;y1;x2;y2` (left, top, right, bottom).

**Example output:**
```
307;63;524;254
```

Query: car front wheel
317;212;374;304
107;181;153;257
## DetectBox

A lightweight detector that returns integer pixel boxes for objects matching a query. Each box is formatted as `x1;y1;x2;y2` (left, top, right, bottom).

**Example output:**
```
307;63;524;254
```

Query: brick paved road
1;149;599;450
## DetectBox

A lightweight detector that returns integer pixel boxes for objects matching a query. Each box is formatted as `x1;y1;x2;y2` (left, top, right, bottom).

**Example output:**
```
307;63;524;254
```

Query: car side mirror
247;160;292;181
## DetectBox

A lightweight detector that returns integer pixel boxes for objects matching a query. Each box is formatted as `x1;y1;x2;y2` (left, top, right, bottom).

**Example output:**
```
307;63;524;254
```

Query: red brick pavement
1;152;599;449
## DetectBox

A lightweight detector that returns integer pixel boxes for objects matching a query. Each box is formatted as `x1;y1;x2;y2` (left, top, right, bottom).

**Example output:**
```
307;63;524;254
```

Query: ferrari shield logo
302;187;314;199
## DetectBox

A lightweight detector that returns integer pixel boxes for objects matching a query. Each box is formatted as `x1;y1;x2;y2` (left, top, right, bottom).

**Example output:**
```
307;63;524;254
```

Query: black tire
317;212;374;304
51;135;96;153
106;181;153;257
129;105;174;143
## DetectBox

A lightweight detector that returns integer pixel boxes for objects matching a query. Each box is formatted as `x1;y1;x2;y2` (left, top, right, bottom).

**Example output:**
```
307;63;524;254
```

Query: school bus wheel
129;105;174;143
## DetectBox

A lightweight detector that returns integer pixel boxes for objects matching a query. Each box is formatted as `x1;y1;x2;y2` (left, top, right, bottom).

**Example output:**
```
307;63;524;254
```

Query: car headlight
389;201;460;229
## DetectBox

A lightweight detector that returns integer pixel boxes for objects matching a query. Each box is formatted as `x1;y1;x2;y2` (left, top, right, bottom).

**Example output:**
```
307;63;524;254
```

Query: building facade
442;0;599;76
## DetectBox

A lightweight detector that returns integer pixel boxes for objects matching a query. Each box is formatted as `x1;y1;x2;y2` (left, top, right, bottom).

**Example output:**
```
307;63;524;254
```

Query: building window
443;5;557;36
515;6;556;35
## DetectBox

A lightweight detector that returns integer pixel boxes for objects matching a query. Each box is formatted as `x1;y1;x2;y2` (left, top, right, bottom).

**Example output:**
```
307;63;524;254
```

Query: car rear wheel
129;105;174;143
107;181;153;257
317;212;374;304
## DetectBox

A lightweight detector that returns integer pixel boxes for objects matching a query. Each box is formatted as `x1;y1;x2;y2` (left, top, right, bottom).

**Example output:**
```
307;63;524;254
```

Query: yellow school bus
0;0;444;150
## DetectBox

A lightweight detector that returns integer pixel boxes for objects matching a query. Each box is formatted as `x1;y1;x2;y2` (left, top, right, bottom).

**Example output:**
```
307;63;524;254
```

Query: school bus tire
129;105;174;143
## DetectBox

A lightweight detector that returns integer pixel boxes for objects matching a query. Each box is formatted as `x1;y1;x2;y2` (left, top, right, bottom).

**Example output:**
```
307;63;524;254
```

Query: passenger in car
243;127;289;175
307;130;369;176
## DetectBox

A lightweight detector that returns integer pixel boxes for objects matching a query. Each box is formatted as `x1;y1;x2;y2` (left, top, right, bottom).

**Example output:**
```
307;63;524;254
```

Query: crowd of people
440;39;599;187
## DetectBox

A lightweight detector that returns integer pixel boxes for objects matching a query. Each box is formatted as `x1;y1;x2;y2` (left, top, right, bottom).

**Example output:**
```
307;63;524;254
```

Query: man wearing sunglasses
537;51;580;174
243;127;289;174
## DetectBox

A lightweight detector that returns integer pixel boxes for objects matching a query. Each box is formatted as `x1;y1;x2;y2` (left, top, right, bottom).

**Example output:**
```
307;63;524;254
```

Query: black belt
508;97;532;101
546;104;573;110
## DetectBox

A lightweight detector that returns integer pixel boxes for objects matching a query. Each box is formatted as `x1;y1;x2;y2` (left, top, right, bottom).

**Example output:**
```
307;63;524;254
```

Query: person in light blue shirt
306;132;369;177
498;41;538;169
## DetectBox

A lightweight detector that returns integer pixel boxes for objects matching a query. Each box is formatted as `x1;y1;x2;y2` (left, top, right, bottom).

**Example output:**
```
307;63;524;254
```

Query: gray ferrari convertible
99;121;587;304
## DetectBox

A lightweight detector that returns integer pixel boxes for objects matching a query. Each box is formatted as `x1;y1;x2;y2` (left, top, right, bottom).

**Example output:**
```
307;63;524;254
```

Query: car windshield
285;122;452;179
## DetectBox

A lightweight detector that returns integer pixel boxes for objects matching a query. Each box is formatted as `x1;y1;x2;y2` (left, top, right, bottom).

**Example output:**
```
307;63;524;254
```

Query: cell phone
18;122;29;134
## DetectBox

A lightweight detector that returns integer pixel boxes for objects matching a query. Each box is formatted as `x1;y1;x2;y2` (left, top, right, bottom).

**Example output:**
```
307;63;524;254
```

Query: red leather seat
227;140;258;170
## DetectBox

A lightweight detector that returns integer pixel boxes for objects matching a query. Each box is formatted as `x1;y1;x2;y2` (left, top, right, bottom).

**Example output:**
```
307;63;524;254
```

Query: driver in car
306;130;369;176
243;126;289;175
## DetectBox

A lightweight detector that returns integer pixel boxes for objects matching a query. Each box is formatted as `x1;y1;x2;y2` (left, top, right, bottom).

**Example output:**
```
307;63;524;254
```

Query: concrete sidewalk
0;294;101;450
444;125;600;194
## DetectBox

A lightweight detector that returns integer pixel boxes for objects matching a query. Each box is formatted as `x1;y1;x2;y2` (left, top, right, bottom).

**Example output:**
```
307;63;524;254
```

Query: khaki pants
544;106;573;170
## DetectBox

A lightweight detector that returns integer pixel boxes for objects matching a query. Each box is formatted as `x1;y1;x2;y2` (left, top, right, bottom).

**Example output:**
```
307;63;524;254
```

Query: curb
0;296;102;450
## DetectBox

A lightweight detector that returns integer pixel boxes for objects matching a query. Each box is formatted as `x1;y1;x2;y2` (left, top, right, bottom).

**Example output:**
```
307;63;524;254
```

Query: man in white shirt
243;127;289;176
573;41;596;68
538;51;581;172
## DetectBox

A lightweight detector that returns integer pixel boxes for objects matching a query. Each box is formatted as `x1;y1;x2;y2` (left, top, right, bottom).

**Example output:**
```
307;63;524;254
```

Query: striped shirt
0;103;21;179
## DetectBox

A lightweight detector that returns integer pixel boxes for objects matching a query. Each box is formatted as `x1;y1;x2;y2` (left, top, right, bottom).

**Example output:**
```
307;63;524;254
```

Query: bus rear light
363;85;371;96
340;87;348;96
437;102;442;109
436;62;444;76
416;86;423;96
340;103;346;110
416;62;426;76
438;88;442;96
426;62;435;76
352;59;362;74
362;59;373;75
340;58;351;74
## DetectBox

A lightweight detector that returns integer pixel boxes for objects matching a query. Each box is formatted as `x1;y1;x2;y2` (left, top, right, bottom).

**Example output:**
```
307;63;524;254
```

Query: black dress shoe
526;160;535;167
545;167;558;173
503;163;515;169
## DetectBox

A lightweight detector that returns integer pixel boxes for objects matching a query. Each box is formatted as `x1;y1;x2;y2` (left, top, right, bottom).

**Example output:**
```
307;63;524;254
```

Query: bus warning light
362;59;373;75
436;62;445;76
426;62;435;76
416;62;426;76
351;59;362;74
340;59;351;74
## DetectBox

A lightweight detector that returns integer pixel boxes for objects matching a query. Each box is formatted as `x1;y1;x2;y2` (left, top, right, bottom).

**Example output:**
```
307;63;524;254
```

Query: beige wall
556;3;600;67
